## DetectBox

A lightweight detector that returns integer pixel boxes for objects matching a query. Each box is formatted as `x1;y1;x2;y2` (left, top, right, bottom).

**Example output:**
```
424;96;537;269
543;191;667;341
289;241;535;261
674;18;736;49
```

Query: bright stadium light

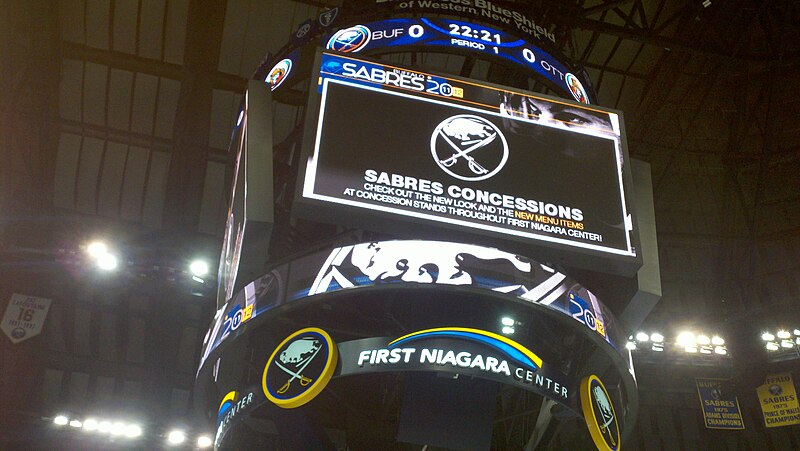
766;342;779;351
762;332;775;341
652;343;664;352
625;341;636;351
501;326;515;335
793;329;800;336
711;336;725;346
96;253;118;271
69;420;82;428
635;332;649;342
714;346;727;355
685;346;698;353
83;418;98;431
677;332;696;347
98;421;112;433
167;430;186;445
650;333;664;343
54;415;69;426
86;241;108;258
197;435;213;448
125;424;142;438
777;330;791;339
190;260;210;277
696;335;710;345
110;422;127;436
781;339;794;348
501;317;515;327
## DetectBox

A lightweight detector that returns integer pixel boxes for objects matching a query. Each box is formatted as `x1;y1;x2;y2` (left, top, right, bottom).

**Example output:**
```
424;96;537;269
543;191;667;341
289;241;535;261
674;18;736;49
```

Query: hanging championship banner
695;378;744;429
757;373;800;428
1;293;52;344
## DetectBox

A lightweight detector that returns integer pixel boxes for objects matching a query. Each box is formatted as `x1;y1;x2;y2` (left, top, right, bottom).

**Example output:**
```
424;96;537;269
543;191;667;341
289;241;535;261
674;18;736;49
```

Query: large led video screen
296;52;639;269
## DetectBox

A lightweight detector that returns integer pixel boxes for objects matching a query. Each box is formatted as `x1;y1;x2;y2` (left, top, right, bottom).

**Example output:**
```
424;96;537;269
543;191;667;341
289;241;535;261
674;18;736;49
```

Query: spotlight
714;346;727;355
190;260;210;277
762;332;775;341
98;421;112;433
501;317;515;327
685;346;698;353
677;332;696;347
197;435;213;448
54;415;68;426
83;419;98;431
69;420;82;428
625;341;636;351
711;336;724;346
652;343;664;352
777;330;791;339
110;422;126;436
86;241;108;258
766;342;779;351
699;346;712;354
793;329;800;336
635;332;649;342
697;335;710;345
501;326;515;335
650;333;664;343
167;430;186;445
96;253;118;271
781;339;794;348
125;424;142;438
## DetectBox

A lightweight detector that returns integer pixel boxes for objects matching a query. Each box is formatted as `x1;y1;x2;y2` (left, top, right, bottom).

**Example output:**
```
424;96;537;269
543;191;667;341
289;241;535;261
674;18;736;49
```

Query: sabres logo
581;375;620;451
326;25;371;53
430;115;509;182
262;328;338;408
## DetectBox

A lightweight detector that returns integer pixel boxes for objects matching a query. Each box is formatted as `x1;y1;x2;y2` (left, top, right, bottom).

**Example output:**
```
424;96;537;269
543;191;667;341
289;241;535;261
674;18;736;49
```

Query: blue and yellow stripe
388;327;543;370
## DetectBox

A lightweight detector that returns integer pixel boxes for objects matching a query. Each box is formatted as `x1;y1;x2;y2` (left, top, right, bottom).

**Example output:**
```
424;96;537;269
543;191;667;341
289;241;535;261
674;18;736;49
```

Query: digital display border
295;52;640;267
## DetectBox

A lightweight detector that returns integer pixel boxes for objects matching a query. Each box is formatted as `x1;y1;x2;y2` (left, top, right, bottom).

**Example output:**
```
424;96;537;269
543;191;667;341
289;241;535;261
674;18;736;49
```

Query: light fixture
110;422;127;436
125;424;142;438
197;435;213;448
98;421;112;433
781;339;794;348
793;329;800;336
762;332;775;341
650;333;664;343
86;241;108;258
96;253;118;271
711;336;724;346
766;342;779;351
501;326;515;335
635;332;649;342
69;420;82;428
652;343;664;352
167;430;186;445
190;260;210;277
714;346;727;355
54;415;69;426
777;330;791;339
677;332;696;347
625;341;636;350
697;335;710;345
685;346;698;353
83;419;98;431
501;317;515;327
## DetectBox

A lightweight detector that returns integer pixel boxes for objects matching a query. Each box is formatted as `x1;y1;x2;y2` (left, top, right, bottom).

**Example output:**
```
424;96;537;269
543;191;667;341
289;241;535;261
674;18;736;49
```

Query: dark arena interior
2;0;800;450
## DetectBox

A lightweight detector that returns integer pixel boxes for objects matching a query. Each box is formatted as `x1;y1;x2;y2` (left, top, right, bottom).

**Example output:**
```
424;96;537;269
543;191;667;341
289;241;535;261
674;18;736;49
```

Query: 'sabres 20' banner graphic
299;52;636;259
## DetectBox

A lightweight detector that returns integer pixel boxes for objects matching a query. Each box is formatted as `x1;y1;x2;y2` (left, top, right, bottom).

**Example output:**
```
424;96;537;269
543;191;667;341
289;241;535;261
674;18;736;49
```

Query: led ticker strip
323;18;595;104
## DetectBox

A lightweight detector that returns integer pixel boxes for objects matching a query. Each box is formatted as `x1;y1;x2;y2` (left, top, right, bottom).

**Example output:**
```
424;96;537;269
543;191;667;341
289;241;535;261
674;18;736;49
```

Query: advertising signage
296;52;639;272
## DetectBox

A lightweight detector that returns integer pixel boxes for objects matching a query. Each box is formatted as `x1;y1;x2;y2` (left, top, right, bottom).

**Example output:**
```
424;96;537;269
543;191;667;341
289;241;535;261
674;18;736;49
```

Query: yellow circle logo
580;374;621;451
262;328;337;408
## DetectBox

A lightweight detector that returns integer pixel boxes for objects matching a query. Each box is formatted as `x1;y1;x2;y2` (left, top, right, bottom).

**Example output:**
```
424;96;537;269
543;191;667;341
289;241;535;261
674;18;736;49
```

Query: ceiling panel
141;150;171;228
97;141;127;217
119;145;150;221
59;0;85;44
107;69;135;130
130;73;159;135
154;77;181;139
59;59;83;122
113;0;138;54
53;132;82;208
75;136;104;214
85;0;110;49
82;62;108;126
139;0;166;60
197;160;226;236
164;0;189;64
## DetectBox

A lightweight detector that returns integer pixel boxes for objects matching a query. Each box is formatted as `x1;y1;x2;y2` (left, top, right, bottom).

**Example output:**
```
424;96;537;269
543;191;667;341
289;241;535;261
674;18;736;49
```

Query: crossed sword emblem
274;346;321;394
438;130;497;175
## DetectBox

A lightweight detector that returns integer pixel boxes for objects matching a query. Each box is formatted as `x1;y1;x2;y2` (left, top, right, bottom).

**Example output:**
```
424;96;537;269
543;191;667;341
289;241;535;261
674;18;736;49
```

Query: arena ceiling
2;0;799;448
